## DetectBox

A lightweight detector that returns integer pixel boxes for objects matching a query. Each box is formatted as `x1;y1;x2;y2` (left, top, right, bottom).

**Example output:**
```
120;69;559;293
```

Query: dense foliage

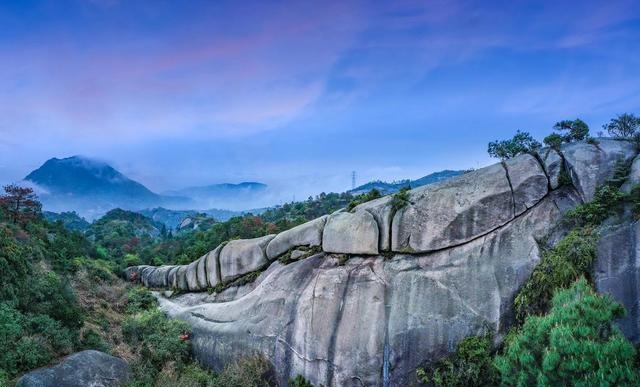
416;335;498;387
487;130;541;160
496;278;639;387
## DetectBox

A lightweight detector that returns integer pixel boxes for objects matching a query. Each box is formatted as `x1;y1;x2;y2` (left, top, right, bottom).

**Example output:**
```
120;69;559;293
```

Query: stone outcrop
219;235;276;282
266;216;327;259
16;350;131;387
127;139;638;387
322;211;379;255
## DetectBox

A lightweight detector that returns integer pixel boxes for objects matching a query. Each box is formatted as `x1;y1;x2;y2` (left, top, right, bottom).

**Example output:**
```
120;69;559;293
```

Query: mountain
23;156;269;220
43;210;91;232
24;156;172;218
349;169;465;195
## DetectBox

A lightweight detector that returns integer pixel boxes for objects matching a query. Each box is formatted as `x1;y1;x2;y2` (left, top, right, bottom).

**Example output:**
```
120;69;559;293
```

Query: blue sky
1;0;639;204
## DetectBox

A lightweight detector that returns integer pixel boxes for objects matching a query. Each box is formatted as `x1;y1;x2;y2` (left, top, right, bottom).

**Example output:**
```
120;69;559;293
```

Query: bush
391;187;411;212
122;309;190;369
543;133;563;149
514;229;595;323
214;355;277;387
347;189;382;211
126;286;158;313
417;335;497;387
564;185;624;226
496;278;639;387
289;375;316;387
487;131;541;160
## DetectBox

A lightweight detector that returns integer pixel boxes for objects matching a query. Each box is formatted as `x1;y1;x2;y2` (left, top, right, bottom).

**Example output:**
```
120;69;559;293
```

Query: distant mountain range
348;170;465;195
24;156;269;220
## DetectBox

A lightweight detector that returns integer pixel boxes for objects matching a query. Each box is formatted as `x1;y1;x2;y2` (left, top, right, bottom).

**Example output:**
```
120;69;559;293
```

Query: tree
603;113;640;138
543;133;563;150
0;185;41;225
553;119;589;142
487;131;541;160
495;278;639;387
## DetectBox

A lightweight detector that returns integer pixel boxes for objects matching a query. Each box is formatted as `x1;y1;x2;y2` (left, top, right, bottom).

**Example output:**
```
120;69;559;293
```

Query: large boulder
322;211;379;255
206;245;223;287
354;195;394;252
16;350;131;387
157;187;579;387
391;162;514;253
561;139;636;201
219;235;275;282
266;216;327;260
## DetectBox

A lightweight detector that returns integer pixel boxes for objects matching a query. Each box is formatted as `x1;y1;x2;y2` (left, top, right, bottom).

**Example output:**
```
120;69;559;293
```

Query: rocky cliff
126;139;640;387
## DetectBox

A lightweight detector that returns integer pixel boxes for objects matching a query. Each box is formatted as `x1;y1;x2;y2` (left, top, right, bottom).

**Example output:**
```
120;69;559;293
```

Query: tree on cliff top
487;130;541;160
603;113;640;139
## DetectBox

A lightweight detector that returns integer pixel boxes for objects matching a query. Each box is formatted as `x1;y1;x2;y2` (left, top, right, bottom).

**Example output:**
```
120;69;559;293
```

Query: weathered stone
168;266;179;289
219;235;275;282
392;162;513;253
176;266;189;290
503;153;549;214
206;245;223;287
140;266;155;287
196;255;209;289
538;147;564;189
322;211;379;255
147;265;175;288
16;350;131;387
595;221;640;343
185;259;200;291
621;154;640;193
561;139;636;201
266;216;327;260
354;195;394;251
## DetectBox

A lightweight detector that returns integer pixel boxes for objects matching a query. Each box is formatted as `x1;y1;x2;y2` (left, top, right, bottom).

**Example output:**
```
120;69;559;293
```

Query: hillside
349;170;464;195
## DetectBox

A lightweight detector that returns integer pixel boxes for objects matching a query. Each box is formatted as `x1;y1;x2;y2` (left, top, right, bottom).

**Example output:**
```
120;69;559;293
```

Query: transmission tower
351;171;356;190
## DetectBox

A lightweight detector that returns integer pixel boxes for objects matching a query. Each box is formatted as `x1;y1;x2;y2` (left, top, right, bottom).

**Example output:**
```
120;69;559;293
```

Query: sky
1;0;639;206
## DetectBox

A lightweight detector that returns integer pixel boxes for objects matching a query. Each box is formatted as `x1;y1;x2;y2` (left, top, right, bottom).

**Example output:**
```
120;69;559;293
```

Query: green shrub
416;335;497;387
347;189;382;211
496;278;639;387
391;187;411;212
122;309;190;369
0;370;8;387
289;375;318;387
81;329;109;352
514;229;595;323
552;119;590;142
214;355;277;387
126;286;158;313
564;185;624;227
543;133;563;149
125;253;143;267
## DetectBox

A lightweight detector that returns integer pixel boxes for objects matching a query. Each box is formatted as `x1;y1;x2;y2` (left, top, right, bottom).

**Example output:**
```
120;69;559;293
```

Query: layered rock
127;139;637;387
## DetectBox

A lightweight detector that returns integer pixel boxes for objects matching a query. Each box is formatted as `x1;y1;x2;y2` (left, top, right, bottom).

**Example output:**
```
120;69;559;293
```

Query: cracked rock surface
129;139;637;387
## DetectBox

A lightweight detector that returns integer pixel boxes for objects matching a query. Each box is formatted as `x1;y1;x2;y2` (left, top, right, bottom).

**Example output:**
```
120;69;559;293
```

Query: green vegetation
416;335;497;387
487;130;541;160
289;375;318;387
391;186;411;211
496;278;639;387
552;118;590;142
514;229;596;323
603;113;640;139
347;189;381;211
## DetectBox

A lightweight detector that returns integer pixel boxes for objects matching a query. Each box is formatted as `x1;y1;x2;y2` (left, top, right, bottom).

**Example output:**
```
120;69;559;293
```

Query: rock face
128;139;638;387
16;350;131;387
595;221;640;343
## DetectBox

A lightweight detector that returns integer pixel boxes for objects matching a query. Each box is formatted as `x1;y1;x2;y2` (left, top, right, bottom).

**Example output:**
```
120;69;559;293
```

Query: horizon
1;0;639;208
